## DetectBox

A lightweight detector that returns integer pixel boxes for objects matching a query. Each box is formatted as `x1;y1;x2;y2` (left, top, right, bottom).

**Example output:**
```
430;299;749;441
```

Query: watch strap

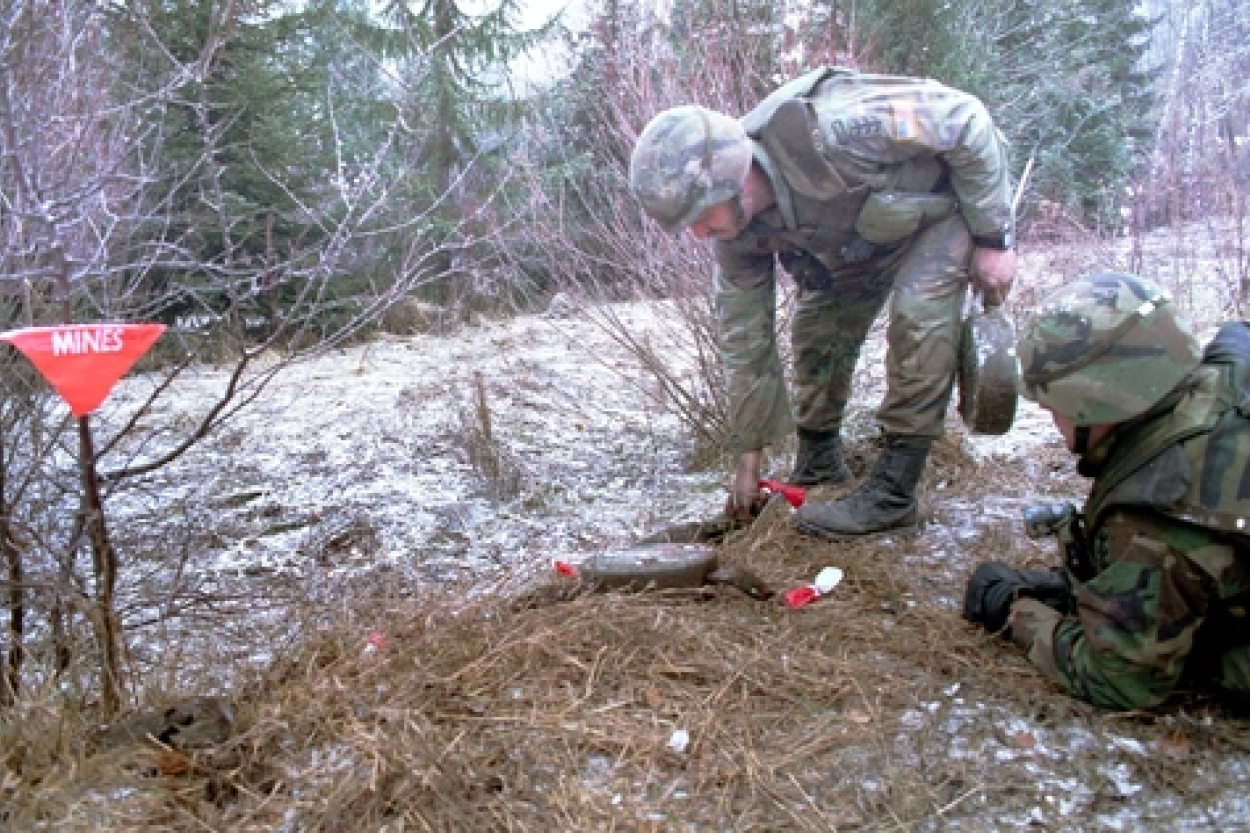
972;229;1013;251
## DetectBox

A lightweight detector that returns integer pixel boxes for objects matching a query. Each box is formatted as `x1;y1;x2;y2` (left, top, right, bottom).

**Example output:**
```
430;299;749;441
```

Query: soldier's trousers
791;214;973;438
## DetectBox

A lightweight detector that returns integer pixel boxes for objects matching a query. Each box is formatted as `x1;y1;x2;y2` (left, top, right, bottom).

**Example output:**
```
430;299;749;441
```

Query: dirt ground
5;233;1250;829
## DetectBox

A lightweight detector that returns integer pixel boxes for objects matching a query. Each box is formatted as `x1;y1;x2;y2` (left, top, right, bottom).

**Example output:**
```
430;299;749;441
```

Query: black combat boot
795;435;932;539
789;428;852;486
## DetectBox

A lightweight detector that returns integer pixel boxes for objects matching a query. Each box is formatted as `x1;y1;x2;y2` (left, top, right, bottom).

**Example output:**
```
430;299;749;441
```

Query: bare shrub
453;371;528;501
0;1;518;717
496;22;803;471
1129;0;1250;311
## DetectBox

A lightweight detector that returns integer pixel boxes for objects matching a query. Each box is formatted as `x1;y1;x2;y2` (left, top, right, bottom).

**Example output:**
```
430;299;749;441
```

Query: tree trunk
0;462;19;707
78;416;125;718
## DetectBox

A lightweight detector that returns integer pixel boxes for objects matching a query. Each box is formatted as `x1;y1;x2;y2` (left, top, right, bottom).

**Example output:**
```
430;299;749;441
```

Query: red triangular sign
1;324;166;416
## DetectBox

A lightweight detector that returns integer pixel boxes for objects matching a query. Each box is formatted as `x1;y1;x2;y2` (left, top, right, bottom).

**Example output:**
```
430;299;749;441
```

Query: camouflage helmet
1018;272;1202;426
629;105;753;233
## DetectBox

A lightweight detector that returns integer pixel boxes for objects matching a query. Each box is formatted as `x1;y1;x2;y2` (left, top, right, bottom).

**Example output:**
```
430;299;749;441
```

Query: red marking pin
758;479;806;508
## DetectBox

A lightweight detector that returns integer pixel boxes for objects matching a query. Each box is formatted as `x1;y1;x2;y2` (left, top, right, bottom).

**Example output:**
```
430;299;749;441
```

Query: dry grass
7;227;1250;829
0;557;991;829
7;434;1250;830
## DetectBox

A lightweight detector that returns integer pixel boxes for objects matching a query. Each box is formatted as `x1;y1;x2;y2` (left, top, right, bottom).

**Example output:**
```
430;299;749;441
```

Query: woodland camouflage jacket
1020;324;1250;710
712;67;1014;452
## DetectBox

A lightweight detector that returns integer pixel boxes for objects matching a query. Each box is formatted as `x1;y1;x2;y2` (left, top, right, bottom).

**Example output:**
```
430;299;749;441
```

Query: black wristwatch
972;227;1014;251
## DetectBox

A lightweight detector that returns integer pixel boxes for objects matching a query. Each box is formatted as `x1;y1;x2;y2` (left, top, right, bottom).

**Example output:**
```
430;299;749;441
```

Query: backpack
1087;322;1250;538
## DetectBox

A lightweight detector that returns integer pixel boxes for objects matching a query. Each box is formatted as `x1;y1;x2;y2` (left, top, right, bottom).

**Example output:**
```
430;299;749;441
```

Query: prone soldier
965;272;1250;710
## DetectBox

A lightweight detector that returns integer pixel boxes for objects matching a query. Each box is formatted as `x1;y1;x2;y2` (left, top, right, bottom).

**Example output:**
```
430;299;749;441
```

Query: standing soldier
965;272;1250;710
628;67;1016;538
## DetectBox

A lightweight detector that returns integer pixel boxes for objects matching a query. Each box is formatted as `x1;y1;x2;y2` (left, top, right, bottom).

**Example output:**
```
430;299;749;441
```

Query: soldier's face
1046;407;1113;454
689;201;742;241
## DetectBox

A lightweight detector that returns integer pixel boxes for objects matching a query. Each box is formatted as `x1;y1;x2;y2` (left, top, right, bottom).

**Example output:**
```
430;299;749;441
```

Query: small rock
544;292;578;319
90;696;236;751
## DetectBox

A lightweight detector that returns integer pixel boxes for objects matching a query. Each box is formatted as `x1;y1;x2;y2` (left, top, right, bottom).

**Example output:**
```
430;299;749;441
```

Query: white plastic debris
786;566;845;608
814;566;844;594
667;728;690;754
1110;735;1147;757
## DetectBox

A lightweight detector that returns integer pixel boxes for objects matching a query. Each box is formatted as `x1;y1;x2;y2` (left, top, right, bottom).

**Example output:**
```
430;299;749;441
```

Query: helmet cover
629;105;753;232
1018;272;1202;425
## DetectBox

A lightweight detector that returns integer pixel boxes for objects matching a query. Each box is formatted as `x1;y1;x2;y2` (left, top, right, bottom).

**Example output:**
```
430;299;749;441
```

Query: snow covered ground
83;285;1250;829
103;296;1065;598
103;302;735;597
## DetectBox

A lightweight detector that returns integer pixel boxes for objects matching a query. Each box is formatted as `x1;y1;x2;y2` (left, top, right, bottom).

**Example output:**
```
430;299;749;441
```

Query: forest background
1;0;1249;828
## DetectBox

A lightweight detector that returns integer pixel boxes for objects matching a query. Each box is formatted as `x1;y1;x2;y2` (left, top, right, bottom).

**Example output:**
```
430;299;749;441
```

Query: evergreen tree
380;0;551;310
667;0;782;112
991;0;1155;225
106;0;439;331
108;1;344;321
852;0;978;87
803;0;1154;226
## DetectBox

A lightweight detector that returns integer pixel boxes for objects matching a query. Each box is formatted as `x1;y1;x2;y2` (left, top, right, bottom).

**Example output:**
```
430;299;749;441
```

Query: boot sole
796;519;919;541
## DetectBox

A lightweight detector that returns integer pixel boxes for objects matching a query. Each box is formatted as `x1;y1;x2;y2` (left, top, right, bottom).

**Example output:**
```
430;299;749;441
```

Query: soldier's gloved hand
963;562;1024;633
964;562;1072;635
841;235;878;263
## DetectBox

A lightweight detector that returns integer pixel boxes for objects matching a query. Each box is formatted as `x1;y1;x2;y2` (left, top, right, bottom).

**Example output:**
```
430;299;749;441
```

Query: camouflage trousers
791;214;972;438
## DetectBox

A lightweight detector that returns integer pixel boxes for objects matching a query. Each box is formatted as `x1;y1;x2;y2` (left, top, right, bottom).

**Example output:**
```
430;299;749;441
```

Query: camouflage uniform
1003;277;1250;710
1022;507;1250;711
712;67;1014;452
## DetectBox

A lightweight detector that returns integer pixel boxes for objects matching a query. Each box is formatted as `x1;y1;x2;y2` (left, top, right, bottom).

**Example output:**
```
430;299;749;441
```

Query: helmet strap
729;194;748;230
1073;426;1091;456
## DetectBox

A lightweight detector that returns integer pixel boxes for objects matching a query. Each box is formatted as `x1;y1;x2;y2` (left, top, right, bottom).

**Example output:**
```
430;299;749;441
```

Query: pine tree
667;0;782;112
979;0;1155;225
107;1;344;322
852;0;975;84
380;0;551;310
795;0;1153;226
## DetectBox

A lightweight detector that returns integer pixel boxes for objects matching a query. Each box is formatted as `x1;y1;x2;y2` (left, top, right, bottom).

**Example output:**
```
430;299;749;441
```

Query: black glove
963;562;1071;635
841;235;878;263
